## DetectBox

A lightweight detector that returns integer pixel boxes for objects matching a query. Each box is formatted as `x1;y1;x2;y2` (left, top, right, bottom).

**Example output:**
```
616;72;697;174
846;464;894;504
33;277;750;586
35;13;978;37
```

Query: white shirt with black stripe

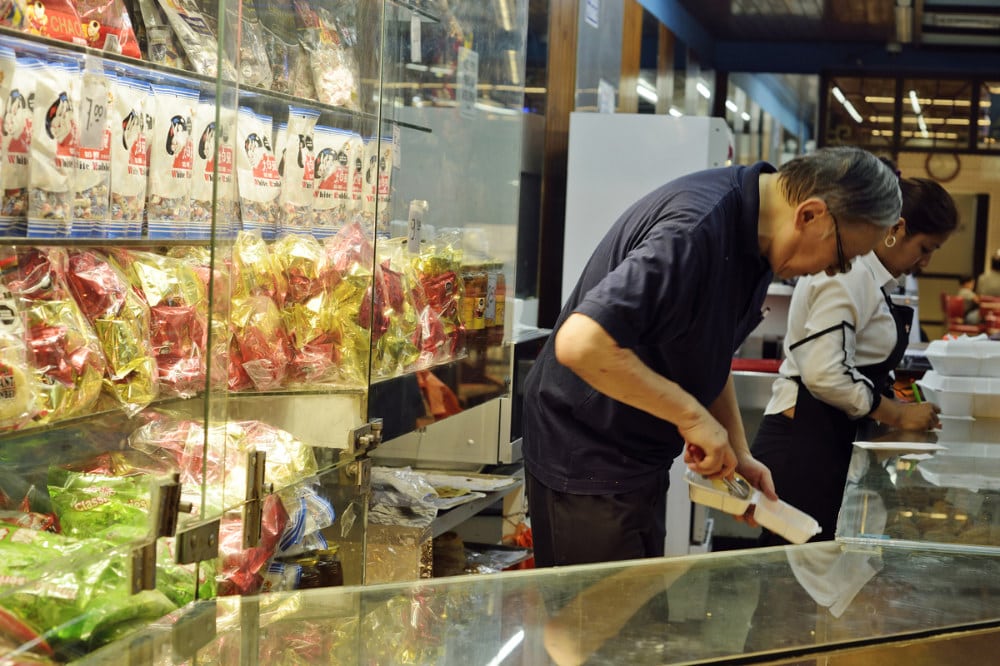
764;251;900;419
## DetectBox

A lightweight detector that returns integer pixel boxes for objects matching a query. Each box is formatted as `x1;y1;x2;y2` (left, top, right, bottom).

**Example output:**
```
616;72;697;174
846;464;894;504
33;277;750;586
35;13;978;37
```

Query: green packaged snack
47;467;153;543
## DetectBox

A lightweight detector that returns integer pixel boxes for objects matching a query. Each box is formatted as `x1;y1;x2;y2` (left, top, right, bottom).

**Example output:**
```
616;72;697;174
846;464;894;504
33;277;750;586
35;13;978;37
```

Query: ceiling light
832;86;846;104
637;85;657;104
741;111;751;122
725;100;739;113
909;90;921;115
696;82;711;99
669;107;683;117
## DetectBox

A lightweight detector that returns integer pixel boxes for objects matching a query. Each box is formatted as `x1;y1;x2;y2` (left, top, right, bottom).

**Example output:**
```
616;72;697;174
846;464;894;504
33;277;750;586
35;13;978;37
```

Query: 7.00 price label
79;74;109;150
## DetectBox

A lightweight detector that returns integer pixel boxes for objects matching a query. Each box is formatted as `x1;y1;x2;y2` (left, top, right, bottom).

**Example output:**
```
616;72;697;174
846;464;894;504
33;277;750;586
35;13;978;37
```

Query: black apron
757;289;913;545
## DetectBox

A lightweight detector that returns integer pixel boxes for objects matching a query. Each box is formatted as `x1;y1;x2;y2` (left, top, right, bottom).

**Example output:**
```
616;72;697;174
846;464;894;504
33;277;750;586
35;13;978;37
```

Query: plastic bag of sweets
0;57;42;237
0;279;39;431
294;1;359;110
154;0;236;79
27;58;79;239
77;0;142;58
66;249;159;415
72;67;113;239
23;0;87;45
147;82;196;240
189;96;235;240
230;294;291;392
236;107;281;240
108;74;151;239
360;136;393;234
6;248;106;423
132;0;188;67
0;45;15;200
232;228;287;305
114;249;208;398
310;125;351;238
276;106;319;235
235;0;272;90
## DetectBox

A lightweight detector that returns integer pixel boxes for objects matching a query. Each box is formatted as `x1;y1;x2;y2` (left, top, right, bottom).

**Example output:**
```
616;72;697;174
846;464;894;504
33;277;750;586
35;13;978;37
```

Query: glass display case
74;541;1000;665
0;0;528;661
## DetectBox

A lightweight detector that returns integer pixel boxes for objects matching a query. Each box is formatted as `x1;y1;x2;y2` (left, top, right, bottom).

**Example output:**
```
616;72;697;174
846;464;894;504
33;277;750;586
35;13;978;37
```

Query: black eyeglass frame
829;209;850;274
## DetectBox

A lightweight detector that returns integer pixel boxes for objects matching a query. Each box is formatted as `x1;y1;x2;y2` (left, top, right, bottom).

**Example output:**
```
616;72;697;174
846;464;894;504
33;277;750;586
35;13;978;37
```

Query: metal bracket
341;456;372;489
243;450;268;549
347;418;384;457
130;540;157;594
175;518;221;565
152;473;183;538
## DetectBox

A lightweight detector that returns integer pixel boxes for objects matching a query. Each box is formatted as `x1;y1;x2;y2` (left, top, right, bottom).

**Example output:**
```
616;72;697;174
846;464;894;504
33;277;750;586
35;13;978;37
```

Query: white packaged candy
0;45;16;221
74;69;113;238
309;124;350;237
277;106;319;234
361;135;393;232
109;75;151;238
189;97;238;239
1;58;42;236
236;106;281;239
28;59;79;239
147;82;196;239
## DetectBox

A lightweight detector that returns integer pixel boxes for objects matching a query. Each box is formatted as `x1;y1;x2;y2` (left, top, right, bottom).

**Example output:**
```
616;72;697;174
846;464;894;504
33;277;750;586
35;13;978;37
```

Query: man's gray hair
778;146;902;230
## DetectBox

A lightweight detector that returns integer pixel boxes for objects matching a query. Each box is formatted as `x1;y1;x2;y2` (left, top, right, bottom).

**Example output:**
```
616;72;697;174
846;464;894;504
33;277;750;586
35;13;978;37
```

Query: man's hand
680;413;737;478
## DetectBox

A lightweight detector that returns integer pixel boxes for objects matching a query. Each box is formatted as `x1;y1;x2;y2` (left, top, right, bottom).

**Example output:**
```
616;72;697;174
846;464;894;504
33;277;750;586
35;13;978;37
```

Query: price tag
410;15;422;63
79;72;109;150
458;47;479;119
407;200;428;254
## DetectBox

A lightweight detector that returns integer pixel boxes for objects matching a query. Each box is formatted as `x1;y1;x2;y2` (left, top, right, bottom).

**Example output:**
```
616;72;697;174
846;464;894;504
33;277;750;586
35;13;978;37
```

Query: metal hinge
341;455;372;489
175;518;221;565
131;540;157;594
172;599;217;660
243;450;272;549
347;418;384;457
152;473;192;538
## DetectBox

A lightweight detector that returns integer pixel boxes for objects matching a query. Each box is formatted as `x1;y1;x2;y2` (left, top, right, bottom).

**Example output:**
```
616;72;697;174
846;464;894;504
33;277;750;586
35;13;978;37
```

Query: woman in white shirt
751;176;957;545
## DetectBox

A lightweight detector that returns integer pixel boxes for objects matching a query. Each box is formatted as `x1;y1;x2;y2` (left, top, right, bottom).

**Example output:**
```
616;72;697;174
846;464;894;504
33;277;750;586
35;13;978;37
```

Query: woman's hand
898;401;942;431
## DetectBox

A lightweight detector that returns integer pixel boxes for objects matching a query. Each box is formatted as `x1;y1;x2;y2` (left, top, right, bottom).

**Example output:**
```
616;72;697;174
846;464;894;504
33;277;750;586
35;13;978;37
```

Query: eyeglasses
829;209;850;274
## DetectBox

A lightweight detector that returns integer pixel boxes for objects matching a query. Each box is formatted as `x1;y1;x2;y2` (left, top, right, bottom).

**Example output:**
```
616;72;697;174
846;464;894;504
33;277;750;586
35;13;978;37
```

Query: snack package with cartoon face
277;105;319;234
310;125;352;238
190;97;237;240
77;0;142;58
73;69;112;238
361;135;393;233
147;82;196;239
23;0;87;45
236;106;281;240
28;58;79;239
0;57;41;236
108;74;150;238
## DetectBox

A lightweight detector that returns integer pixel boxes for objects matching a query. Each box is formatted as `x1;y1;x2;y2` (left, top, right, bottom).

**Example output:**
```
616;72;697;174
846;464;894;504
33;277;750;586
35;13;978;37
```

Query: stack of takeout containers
919;335;1000;418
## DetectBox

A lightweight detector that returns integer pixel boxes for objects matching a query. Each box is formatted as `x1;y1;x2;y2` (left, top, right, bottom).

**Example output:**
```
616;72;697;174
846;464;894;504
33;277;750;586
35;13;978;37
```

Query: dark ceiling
646;0;1000;76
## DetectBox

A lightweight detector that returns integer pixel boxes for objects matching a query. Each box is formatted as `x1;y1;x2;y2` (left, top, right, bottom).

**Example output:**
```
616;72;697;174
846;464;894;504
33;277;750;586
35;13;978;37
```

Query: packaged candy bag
0;57;42;236
236;107;281;239
155;0;236;79
276;106;319;234
77;0;143;58
28;58;79;239
108;74;151;238
73;67;113;238
294;1;359;110
147;82;196;239
310;125;351;238
24;0;87;45
0;276;39;430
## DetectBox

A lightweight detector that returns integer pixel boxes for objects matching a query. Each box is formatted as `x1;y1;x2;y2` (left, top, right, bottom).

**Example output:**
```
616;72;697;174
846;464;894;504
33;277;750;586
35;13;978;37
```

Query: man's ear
793;197;828;230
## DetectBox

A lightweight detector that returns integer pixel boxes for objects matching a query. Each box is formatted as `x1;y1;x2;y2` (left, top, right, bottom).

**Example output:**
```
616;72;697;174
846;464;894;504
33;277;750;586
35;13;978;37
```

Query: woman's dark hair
899;177;959;237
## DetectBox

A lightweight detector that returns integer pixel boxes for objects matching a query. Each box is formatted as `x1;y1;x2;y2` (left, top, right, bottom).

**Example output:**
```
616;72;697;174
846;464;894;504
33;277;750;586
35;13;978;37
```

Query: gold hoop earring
884;235;897;248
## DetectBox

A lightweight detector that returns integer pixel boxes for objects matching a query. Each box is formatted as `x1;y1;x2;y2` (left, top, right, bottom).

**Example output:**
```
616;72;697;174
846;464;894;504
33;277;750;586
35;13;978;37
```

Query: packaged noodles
0;57;42;236
109;75;151;238
147;82;196;239
28;58;79;239
276;105;319;234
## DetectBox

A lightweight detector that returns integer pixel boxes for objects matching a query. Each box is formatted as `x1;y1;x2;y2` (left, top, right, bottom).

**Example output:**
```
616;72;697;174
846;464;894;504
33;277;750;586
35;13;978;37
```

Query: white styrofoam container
685;470;821;544
917;371;1000;418
925;337;1000;377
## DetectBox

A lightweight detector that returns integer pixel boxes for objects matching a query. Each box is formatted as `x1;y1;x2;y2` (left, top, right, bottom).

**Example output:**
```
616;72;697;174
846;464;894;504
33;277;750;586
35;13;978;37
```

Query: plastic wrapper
1;57;42;236
294;1;359;110
259;25;298;95
66;249;159;415
6;248;105;423
360;136;393;232
276;106;318;233
147;83;196;239
190;101;237;240
0;278;39;430
24;0;87;45
275;479;335;553
217;493;288;596
0;525;177;651
410;233;465;367
27;59;78;239
310;125;352;237
108;74;150;239
236;107;281;239
366;240;420;378
0;0;28;30
230;295;291;391
236;0;272;89
114;249;208;397
72;68;112;238
132;0;188;67
0;45;16;228
154;0;236;78
167;245;230;388
47;462;154;543
77;0;142;58
232;229;286;305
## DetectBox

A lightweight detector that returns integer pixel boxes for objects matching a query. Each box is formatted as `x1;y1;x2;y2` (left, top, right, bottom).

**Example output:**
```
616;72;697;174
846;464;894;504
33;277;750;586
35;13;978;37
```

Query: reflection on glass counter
70;542;1000;665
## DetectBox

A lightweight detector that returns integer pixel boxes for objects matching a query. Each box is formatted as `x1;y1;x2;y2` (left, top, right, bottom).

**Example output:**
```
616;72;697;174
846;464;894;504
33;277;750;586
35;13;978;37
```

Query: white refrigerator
561;112;733;557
